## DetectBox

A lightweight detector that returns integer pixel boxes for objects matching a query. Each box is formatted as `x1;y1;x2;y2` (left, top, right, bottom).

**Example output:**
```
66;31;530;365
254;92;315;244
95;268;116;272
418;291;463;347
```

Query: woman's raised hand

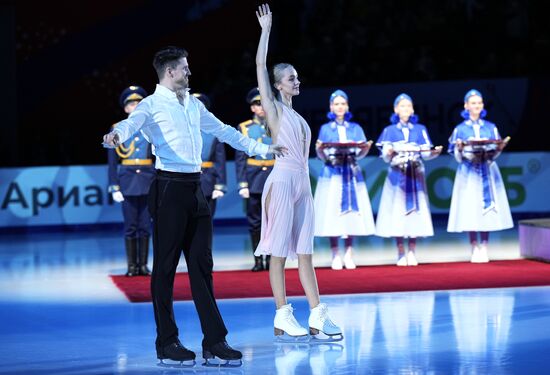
256;3;272;30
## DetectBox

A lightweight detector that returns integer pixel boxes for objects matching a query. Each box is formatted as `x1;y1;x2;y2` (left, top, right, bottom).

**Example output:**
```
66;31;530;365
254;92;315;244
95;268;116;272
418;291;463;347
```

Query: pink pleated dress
254;104;314;260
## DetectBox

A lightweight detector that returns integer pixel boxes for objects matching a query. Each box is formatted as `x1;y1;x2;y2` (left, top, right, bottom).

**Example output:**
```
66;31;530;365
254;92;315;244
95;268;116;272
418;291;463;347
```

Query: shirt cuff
251;142;270;156
214;184;226;192
112;128;124;143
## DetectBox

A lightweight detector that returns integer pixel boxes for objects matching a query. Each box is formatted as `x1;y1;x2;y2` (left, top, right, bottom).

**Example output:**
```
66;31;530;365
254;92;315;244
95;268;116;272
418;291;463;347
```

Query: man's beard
176;77;188;89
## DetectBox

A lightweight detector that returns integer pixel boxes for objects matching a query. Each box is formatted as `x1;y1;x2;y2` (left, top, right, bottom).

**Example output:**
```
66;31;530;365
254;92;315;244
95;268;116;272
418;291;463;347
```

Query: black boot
157;340;196;365
124;237;138;277
250;230;263;272
203;340;242;367
265;255;270;271
252;256;264;272
137;236;151;276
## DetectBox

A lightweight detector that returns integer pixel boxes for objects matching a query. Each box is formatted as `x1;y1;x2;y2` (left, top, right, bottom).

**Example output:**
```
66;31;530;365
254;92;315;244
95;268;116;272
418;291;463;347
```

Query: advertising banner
1;152;548;228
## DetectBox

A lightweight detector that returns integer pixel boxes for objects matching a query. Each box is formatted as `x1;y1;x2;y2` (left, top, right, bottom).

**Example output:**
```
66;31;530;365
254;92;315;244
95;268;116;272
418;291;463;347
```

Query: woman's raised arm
255;3;281;138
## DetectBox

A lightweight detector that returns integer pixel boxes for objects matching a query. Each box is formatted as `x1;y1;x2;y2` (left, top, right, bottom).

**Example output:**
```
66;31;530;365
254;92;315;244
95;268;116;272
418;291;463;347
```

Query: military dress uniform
192;93;227;216
235;88;274;271
200;136;227;216
108;86;156;276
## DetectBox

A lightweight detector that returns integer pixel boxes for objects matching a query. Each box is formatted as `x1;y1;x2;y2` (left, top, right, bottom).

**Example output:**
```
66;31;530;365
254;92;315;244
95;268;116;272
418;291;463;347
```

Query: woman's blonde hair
271;63;294;99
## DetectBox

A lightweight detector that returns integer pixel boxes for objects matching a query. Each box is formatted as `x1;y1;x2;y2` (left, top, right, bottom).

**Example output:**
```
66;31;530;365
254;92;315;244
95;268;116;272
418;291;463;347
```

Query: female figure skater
375;93;442;266
313;89;375;270
447;89;513;262
254;3;342;341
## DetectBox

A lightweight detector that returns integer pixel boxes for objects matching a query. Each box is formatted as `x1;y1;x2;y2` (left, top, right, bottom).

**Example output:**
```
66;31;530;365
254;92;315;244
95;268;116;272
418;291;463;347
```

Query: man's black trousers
148;170;228;349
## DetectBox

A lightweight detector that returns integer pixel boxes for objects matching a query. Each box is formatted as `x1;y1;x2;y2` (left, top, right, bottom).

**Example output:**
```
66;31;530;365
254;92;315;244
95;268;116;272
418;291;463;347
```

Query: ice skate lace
317;304;337;328
282;306;304;329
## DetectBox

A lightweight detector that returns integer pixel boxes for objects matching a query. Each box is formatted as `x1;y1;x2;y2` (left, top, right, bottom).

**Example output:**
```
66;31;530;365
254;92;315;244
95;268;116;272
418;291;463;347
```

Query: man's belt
201;161;214;168
121;159;153;166
247;158;275;167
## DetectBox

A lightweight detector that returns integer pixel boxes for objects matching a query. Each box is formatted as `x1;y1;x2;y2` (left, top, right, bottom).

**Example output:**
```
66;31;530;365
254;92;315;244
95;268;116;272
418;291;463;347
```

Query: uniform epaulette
239;120;253;136
239;119;253;128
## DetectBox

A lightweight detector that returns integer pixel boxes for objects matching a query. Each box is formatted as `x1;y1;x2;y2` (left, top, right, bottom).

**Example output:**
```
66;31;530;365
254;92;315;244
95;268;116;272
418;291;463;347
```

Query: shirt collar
397;122;413;129
154;84;191;100
465;119;484;126
330;120;349;129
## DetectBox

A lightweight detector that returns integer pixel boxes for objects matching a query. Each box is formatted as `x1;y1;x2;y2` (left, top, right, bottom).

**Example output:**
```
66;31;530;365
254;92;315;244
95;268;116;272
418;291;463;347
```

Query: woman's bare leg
262;184;289;309
269;255;288;309
297;254;321;309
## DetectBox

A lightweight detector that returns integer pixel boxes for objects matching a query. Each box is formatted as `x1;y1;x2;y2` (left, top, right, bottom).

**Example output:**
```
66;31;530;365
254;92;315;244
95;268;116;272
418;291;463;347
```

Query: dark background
1;0;548;167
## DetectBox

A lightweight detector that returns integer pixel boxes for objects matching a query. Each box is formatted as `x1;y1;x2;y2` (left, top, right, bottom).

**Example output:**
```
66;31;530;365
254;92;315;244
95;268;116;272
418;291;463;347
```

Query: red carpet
110;259;550;303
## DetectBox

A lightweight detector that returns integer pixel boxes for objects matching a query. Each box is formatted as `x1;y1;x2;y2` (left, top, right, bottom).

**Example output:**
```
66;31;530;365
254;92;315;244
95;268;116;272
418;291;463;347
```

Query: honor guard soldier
235;87;274;271
108;85;156;276
193;92;227;215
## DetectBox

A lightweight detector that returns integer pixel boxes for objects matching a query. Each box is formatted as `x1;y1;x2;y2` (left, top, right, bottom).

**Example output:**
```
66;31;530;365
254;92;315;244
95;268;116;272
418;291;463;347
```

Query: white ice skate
274;304;309;342
343;249;356;269
308;303;343;342
406;251;418;266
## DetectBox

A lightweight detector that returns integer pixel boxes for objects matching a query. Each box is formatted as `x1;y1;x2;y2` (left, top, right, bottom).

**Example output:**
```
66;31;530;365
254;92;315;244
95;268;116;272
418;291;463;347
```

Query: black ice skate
157;340;196;367
202;340;243;367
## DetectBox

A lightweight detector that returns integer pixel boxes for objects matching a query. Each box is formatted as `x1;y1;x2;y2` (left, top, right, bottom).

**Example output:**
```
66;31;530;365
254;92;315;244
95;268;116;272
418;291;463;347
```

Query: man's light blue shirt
113;84;270;173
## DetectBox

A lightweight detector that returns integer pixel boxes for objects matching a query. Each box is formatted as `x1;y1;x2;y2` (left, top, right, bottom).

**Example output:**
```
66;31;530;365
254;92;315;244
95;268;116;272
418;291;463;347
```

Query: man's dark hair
152;46;189;79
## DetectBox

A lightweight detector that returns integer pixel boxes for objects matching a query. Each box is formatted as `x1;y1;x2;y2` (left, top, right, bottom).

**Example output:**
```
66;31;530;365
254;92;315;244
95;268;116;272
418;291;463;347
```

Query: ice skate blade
157;358;195;368
202;357;242;367
309;328;344;342
274;331;310;343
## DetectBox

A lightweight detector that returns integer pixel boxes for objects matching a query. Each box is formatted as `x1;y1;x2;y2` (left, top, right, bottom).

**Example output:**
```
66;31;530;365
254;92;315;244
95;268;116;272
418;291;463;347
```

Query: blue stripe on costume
376;123;432;214
480;162;495;212
341;157;359;213
405;160;419;214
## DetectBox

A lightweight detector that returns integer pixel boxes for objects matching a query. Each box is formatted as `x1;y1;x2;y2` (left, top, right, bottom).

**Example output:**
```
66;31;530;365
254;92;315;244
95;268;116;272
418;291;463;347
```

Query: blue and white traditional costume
447;90;513;233
375;94;436;239
313;92;375;238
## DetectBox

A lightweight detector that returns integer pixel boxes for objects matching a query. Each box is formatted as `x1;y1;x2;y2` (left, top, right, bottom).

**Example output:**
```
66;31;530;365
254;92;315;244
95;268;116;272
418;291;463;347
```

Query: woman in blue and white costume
447;89;513;263
375;93;442;266
313;89;375;270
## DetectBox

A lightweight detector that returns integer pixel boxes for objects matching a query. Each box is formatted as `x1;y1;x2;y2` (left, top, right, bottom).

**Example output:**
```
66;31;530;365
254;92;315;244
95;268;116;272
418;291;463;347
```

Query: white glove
239;188;250;199
462;145;475;161
112;191;124;203
390;154;408;167
212;190;224;200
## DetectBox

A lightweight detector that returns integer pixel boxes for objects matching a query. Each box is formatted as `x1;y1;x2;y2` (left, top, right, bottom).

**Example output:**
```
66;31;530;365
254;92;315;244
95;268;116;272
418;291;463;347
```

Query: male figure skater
103;46;287;367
